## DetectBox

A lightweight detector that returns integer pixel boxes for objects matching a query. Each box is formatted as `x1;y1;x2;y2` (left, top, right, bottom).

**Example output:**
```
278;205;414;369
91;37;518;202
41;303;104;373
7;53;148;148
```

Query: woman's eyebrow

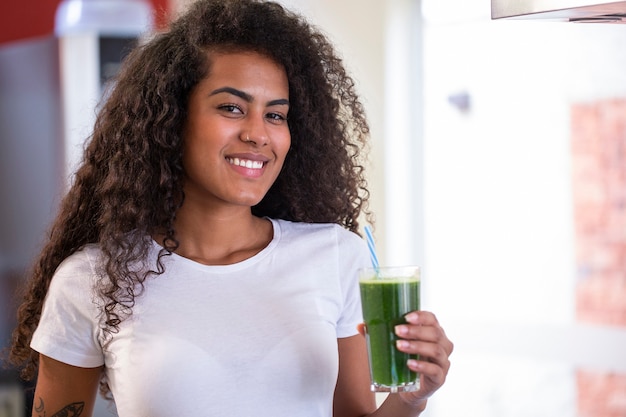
210;86;289;107
268;98;289;107
210;86;252;101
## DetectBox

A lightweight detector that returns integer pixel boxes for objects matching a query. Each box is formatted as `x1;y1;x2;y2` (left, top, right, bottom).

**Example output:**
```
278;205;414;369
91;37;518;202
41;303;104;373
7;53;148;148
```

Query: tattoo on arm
34;397;85;417
34;397;45;414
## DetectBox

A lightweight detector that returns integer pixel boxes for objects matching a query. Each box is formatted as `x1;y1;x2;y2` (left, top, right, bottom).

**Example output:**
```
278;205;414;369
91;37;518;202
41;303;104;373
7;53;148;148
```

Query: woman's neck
165;205;274;266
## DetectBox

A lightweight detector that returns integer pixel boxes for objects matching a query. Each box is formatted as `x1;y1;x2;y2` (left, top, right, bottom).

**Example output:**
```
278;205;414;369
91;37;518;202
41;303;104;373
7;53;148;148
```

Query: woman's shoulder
54;243;103;279
272;218;365;249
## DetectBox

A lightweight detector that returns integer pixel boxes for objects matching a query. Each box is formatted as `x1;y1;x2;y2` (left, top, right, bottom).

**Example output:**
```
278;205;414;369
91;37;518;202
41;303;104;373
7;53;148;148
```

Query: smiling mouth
226;157;265;169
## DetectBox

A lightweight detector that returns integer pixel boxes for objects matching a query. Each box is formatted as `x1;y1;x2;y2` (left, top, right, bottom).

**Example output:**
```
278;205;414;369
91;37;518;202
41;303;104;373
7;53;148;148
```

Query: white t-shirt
31;219;370;417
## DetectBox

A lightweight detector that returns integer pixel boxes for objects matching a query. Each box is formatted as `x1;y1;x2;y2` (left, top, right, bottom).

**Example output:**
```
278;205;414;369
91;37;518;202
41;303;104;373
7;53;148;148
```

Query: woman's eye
218;104;243;114
266;112;287;124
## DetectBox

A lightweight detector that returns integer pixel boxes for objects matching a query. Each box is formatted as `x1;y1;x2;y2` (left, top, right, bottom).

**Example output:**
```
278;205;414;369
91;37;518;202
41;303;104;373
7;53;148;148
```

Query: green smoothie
359;273;420;391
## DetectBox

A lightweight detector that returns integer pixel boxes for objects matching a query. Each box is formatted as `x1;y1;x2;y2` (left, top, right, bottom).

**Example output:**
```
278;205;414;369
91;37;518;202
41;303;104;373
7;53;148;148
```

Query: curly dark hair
7;0;371;393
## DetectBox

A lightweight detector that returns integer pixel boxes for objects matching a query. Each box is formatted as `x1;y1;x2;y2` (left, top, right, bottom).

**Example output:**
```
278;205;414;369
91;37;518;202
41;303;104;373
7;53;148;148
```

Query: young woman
8;1;453;416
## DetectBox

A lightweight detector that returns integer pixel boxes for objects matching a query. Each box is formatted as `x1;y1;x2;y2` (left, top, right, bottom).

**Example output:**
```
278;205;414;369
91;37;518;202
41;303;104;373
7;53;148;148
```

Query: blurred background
1;0;625;416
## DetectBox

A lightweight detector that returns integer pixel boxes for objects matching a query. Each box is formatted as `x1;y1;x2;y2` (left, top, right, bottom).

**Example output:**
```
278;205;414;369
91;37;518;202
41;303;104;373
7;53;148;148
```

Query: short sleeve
334;227;370;338
30;246;105;368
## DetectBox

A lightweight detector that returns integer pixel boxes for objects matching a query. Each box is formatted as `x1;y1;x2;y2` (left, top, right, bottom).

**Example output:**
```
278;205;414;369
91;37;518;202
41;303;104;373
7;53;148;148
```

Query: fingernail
395;325;409;336
405;312;419;323
396;340;410;349
407;359;420;369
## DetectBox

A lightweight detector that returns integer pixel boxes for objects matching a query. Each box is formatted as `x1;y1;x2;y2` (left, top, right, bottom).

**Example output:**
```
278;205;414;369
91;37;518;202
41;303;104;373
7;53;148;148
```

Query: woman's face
182;50;291;211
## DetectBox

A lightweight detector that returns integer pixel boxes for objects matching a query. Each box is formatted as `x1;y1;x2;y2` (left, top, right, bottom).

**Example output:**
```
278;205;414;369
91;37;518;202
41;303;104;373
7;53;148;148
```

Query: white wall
421;1;626;416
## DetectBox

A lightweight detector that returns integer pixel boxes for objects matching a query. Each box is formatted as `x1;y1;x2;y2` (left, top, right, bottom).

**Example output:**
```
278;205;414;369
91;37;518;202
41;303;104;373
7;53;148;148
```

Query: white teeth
228;158;264;169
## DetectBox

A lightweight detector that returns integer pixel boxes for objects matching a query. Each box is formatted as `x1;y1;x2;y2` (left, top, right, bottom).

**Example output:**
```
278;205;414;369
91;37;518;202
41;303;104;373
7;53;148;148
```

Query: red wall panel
0;0;170;45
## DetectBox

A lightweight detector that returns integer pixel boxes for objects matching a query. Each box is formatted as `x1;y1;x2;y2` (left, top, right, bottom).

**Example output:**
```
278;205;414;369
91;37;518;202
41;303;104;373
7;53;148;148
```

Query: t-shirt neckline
151;218;281;272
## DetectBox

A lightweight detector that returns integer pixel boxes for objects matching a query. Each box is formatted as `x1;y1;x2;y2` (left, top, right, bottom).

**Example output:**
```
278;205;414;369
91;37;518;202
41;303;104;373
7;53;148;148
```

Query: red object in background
0;0;170;45
571;98;626;417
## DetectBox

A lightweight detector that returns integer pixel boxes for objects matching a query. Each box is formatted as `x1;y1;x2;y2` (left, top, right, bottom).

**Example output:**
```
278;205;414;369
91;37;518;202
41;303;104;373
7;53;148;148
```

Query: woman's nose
240;116;269;146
